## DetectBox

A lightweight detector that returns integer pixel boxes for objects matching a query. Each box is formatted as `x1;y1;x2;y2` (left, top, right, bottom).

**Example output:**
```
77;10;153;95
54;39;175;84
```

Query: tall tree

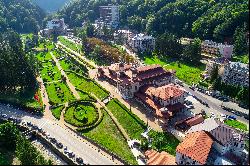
233;24;248;56
183;38;202;63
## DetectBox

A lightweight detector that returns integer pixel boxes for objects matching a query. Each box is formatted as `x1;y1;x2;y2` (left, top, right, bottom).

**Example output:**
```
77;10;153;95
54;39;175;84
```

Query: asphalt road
0;104;121;165
182;84;249;126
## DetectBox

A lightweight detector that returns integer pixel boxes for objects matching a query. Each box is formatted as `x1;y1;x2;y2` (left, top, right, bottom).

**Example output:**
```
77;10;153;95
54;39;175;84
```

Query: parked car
76;157;84;164
227;115;236;120
2;114;8;118
56;142;63;149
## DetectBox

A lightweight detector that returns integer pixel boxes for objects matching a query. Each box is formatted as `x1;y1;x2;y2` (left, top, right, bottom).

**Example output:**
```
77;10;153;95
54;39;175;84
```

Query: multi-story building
128;33;155;53
99;5;119;29
204;58;249;87
98;63;187;126
113;30;134;44
40;18;68;37
222;62;249;87
201;40;234;59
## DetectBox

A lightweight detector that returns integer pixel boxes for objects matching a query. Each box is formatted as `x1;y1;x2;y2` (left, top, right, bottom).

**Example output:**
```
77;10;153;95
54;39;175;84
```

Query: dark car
56;142;63;149
228;115;236;120
76;157;84;164
50;138;57;144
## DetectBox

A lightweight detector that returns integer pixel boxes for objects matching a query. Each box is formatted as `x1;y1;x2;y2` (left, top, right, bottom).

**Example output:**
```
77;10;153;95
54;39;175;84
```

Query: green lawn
36;52;53;62
58;36;82;52
144;55;206;85
148;130;180;156
45;82;75;105
64;103;98;127
106;99;146;139
51;106;64;120
40;64;62;83
224;119;248;131
67;72;109;100
83;110;137;165
232;55;249;64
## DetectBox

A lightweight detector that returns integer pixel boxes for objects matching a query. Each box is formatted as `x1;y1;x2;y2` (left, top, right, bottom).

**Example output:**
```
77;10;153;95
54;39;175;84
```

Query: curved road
182;84;249;127
0;104;123;165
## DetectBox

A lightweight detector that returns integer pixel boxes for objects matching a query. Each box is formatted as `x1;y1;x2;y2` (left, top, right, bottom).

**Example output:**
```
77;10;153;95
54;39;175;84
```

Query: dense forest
57;0;249;42
32;0;69;13
0;0;45;33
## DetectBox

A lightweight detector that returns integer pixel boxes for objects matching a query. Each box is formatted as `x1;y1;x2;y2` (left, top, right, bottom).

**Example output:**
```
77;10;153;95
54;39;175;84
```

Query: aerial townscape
0;0;249;165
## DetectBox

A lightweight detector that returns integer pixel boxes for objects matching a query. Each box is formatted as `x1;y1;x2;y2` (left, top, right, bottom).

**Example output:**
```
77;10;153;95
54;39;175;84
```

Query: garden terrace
82;109;137;165
106;99;147;139
58;36;82;52
64;102;99;127
67;72;109;100
45;82;75;105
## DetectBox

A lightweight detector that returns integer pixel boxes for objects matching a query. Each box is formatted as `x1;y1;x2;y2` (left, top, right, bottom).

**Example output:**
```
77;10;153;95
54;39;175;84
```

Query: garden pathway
56;43;91;71
57;41;97;68
50;52;81;100
91;94;130;141
36;76;56;121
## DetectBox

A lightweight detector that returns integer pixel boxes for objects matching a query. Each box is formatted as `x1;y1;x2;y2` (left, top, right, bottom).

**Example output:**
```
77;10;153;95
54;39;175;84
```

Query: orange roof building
176;131;213;165
145;149;176;165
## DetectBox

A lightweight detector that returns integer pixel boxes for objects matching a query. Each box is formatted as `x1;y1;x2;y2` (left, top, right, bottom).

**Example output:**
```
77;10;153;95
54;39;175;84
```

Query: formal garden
64;102;99;127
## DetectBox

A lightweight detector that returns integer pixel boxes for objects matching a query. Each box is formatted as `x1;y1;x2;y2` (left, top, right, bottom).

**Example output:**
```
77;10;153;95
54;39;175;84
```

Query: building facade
40;18;68;37
221;62;249;87
99;5;119;29
201;40;234;59
98;63;187;126
128;33;155;53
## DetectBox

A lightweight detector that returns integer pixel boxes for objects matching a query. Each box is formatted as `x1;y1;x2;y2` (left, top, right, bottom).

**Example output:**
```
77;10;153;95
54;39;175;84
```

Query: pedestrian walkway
91;93;130;140
50;52;81;100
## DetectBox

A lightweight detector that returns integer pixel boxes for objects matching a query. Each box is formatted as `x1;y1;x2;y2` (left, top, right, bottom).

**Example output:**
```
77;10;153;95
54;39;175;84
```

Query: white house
128;33;155;53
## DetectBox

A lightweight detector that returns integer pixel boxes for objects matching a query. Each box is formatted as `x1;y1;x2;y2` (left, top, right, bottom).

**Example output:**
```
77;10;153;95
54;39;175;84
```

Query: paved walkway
91;93;130;140
36;76;55;121
57;41;97;68
50;52;81;100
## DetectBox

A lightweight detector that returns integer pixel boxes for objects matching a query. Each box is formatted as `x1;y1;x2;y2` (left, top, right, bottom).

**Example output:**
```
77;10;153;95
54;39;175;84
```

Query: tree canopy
0;0;45;33
57;0;249;42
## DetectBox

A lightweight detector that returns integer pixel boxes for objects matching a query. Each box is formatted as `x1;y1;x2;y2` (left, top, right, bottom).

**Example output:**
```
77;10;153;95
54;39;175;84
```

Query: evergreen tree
233;24;248;56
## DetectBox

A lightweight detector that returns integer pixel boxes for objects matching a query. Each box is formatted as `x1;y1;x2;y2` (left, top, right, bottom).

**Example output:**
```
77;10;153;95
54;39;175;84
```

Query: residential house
176;131;214;165
128;33;155;53
113;29;134;44
187;118;246;162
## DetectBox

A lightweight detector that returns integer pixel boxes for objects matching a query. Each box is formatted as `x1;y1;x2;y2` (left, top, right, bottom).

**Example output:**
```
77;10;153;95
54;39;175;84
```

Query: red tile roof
185;115;204;126
145;149;176;165
143;84;185;101
176;131;213;165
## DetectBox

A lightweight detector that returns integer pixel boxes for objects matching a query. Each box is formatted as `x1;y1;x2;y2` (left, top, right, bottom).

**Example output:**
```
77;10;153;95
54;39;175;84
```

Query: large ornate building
98;63;187;126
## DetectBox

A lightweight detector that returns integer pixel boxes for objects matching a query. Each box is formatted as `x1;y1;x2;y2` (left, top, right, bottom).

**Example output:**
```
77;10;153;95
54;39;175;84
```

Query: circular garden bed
64;102;99;127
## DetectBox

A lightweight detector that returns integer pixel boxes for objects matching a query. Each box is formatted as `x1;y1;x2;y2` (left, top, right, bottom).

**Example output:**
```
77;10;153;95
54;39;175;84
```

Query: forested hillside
0;0;45;33
32;0;69;13
57;0;249;41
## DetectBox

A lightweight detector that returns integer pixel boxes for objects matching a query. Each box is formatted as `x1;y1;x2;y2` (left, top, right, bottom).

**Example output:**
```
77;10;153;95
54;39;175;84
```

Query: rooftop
187;118;220;134
145;149;176;165
143;84;185;101
176;131;213;165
